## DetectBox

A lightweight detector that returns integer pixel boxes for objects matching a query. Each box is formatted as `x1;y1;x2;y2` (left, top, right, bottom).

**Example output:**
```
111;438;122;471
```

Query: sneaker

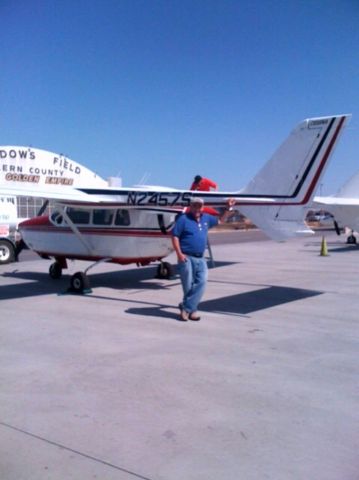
189;312;201;321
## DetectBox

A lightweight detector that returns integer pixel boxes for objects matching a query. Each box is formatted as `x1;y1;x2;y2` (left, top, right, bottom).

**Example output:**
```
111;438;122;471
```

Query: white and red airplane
0;114;350;292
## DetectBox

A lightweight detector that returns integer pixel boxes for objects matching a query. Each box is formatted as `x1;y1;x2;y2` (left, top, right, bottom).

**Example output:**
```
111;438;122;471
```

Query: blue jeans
178;256;208;313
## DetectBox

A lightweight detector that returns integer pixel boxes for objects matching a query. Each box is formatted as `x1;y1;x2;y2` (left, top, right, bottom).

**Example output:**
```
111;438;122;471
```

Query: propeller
37;199;49;216
333;219;341;236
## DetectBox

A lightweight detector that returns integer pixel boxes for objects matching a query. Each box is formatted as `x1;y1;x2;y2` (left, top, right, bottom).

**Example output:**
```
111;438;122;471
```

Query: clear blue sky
1;0;358;194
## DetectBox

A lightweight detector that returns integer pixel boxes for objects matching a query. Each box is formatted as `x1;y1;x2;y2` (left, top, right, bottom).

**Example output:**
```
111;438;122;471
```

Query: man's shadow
125;305;180;321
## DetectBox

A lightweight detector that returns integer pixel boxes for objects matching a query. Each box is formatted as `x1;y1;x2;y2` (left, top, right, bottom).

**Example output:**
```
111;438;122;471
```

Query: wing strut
57;205;94;255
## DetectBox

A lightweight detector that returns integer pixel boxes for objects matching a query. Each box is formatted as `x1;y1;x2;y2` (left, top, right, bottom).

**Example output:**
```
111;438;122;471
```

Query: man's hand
172;235;187;263
177;253;187;263
218;198;236;223
227;198;236;209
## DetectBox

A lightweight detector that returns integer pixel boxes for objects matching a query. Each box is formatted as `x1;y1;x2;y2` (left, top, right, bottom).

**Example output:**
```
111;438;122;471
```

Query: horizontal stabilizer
314;196;359;207
239;205;314;241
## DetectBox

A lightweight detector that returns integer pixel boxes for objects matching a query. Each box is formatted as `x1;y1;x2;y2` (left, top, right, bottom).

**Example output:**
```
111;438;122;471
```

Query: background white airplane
0;114;350;292
314;167;359;244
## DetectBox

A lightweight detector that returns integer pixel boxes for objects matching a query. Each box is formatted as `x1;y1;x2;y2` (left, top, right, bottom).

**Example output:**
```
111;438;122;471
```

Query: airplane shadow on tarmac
0;262;322;319
123;285;323;320
0;267;169;301
200;285;323;316
326;245;359;253
0;261;236;302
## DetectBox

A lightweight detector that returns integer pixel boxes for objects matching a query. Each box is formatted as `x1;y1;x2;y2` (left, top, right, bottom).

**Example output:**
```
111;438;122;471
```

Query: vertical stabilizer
239;115;350;240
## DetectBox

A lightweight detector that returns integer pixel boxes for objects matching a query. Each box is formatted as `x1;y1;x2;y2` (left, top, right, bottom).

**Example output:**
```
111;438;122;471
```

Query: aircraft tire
49;262;62;279
0;240;15;265
70;271;90;293
347;234;357;245
156;262;173;280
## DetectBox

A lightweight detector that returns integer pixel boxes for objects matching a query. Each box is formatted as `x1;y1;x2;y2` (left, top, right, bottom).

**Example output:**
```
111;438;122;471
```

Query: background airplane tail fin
239;114;351;240
335;169;359;199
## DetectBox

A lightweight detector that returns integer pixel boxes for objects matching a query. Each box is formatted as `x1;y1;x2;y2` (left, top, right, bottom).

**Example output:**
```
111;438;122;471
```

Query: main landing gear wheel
0;240;15;265
70;271;91;294
347;234;357;245
156;261;173;280
49;262;62;279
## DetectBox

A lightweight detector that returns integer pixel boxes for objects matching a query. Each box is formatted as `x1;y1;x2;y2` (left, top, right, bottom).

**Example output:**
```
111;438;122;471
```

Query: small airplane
0;114;350;292
314;166;359;244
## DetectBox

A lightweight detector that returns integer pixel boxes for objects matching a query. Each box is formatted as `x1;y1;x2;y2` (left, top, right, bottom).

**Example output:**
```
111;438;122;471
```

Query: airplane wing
0;183;101;203
314;196;359;207
0;182;275;208
0;113;350;240
312;196;359;234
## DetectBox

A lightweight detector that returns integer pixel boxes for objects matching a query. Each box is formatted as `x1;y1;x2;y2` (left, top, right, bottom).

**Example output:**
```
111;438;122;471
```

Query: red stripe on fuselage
21;226;169;238
20;216;170;237
33;252;166;265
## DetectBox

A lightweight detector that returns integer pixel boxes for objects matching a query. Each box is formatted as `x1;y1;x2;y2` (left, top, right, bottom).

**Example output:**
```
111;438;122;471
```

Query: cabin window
66;208;90;224
115;209;130;226
51;211;63;225
93;209;114;225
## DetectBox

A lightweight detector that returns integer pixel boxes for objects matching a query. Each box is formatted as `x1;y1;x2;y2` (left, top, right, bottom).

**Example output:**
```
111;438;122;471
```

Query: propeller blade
333;220;341;236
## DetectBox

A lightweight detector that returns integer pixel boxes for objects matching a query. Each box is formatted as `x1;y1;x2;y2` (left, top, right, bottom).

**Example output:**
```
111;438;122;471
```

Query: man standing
190;175;218;192
171;197;235;321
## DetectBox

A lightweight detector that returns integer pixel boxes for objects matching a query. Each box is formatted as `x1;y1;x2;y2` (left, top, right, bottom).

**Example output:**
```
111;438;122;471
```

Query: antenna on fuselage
138;172;151;185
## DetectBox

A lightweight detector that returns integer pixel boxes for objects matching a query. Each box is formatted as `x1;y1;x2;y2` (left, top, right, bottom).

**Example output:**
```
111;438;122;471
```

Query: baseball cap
190;197;204;205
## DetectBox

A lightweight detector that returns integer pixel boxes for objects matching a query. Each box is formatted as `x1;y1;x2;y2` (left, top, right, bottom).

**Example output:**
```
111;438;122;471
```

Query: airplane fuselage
19;207;176;265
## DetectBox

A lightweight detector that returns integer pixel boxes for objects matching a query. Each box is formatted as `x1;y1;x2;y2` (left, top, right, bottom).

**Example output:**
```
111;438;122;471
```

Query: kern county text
0;148;81;185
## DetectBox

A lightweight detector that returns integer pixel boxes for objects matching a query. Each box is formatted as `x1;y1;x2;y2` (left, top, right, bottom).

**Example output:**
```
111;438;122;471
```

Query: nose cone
18;216;52;253
19;216;51;229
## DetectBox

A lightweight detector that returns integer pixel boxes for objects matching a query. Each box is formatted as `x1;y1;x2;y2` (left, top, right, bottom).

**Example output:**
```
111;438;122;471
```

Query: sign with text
0;147;107;188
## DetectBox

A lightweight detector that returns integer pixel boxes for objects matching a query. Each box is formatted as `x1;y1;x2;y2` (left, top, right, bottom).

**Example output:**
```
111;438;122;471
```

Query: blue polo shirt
171;213;218;256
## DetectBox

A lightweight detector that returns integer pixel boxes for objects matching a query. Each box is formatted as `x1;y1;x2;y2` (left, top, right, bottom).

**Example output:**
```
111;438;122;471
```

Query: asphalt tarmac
0;230;358;480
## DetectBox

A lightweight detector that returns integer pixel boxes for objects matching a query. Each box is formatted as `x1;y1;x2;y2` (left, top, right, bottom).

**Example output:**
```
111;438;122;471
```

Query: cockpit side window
50;211;63;225
115;209;130;226
93;209;114;225
66;208;90;224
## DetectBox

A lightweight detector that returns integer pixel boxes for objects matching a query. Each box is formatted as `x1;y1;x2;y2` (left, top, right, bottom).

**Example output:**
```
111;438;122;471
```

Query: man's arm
171;235;187;263
209;179;218;191
218;198;236;224
171;215;186;262
172;235;187;263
